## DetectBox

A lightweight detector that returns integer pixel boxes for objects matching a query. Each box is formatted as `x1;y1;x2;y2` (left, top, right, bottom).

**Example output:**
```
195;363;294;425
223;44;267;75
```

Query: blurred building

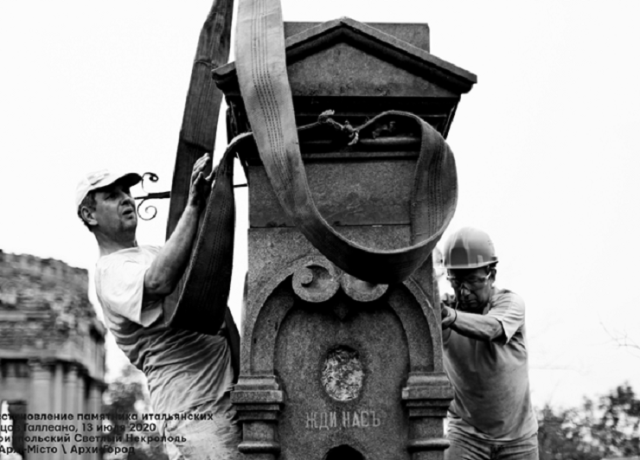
0;250;106;460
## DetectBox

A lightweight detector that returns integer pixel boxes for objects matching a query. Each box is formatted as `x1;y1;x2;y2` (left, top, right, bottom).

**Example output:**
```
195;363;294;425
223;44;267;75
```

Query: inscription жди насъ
305;410;381;430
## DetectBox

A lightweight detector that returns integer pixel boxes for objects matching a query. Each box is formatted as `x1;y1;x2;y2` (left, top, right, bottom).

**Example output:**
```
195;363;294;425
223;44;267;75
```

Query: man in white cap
439;227;538;460
76;154;240;460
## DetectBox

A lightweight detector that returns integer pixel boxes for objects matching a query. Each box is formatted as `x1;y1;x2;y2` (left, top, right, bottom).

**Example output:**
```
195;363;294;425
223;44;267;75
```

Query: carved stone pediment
214;17;476;139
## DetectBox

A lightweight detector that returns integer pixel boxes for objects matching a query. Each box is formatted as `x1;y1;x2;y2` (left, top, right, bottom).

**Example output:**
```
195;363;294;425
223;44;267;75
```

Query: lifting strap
163;0;236;336
234;0;457;284
163;0;457;333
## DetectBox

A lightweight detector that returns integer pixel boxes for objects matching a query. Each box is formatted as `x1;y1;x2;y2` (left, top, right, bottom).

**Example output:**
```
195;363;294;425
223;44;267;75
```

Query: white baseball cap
75;169;142;209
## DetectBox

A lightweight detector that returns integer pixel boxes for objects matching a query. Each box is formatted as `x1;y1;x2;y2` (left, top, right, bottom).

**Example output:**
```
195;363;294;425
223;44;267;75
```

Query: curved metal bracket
134;173;170;221
133;172;248;221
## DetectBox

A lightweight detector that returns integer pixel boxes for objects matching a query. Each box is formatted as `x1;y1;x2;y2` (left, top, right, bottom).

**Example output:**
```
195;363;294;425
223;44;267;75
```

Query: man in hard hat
76;154;240;460
439;227;538;459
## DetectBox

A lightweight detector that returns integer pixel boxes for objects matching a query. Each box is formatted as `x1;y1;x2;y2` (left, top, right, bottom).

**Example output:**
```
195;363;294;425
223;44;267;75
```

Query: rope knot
317;110;359;146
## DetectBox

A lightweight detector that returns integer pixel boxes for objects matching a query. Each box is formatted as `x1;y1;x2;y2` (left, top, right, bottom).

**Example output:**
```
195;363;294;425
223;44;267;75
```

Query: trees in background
101;365;169;460
538;383;640;460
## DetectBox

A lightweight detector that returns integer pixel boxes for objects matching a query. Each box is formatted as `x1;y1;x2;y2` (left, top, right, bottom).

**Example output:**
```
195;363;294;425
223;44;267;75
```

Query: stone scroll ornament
162;0;458;334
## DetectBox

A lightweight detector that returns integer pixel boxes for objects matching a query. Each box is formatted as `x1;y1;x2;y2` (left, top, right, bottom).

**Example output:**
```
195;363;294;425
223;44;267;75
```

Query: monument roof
213;16;477;95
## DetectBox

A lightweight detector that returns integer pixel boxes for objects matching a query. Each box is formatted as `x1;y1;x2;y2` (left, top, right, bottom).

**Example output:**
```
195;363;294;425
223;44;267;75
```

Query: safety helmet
442;227;498;269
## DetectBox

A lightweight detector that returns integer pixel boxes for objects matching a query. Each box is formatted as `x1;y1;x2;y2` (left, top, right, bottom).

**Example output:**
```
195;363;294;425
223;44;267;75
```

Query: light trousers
445;430;539;460
163;401;241;460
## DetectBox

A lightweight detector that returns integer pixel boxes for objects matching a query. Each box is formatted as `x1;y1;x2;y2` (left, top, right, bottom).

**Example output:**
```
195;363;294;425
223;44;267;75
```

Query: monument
211;17;476;460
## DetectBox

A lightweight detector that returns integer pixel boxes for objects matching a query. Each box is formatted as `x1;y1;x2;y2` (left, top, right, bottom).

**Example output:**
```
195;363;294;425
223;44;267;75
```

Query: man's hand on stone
188;153;215;208
441;304;457;329
441;292;455;307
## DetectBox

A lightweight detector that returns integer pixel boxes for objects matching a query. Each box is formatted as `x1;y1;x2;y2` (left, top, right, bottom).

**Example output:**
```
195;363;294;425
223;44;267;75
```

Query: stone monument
213;18;476;460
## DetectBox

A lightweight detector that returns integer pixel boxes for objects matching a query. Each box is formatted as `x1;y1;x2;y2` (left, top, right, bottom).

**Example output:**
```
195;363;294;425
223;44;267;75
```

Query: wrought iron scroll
134;172;247;221
134;173;169;221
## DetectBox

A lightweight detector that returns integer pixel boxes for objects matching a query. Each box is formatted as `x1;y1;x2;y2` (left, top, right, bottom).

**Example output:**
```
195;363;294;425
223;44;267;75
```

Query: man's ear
80;206;98;227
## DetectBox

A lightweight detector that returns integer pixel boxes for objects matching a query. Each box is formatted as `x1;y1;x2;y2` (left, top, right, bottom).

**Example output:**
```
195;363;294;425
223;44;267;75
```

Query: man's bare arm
442;306;504;342
144;154;213;299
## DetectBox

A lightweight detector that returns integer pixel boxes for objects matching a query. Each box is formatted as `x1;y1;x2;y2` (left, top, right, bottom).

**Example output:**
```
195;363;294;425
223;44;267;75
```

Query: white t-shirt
95;245;235;415
443;288;538;441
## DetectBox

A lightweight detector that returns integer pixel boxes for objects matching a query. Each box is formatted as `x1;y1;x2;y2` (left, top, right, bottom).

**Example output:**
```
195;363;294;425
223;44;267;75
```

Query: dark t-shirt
443;288;538;441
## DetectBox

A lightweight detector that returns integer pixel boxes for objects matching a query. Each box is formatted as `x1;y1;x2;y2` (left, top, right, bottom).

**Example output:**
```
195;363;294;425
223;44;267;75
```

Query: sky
1;0;640;411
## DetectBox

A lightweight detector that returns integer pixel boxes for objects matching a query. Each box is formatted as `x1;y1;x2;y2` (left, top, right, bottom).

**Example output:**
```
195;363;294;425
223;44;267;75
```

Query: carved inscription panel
305;410;382;430
274;294;410;460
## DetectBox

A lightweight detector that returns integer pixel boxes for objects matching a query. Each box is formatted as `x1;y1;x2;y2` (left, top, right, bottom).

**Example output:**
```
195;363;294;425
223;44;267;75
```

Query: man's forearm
144;203;201;297
445;307;504;342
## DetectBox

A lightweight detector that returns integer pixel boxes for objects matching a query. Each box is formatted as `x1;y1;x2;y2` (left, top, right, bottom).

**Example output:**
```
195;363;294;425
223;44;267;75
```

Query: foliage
538;404;601;460
538;383;640;460
101;365;169;460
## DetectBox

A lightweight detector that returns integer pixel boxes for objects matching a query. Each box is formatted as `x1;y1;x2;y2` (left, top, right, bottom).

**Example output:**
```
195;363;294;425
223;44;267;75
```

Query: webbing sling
165;0;234;238
162;0;236;336
164;0;458;333
235;0;457;284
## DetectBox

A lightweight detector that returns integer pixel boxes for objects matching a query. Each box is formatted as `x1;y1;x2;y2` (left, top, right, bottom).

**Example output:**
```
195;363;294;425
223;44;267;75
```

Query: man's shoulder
97;245;160;264
93;244;163;325
487;288;526;324
96;245;161;277
492;288;524;308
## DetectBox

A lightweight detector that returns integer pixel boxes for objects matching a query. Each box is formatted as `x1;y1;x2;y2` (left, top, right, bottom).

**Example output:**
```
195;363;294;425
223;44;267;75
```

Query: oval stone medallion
321;346;365;401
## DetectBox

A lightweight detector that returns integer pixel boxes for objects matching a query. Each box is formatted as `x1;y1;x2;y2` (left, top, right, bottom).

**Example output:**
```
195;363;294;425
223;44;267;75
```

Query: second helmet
442;227;498;269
